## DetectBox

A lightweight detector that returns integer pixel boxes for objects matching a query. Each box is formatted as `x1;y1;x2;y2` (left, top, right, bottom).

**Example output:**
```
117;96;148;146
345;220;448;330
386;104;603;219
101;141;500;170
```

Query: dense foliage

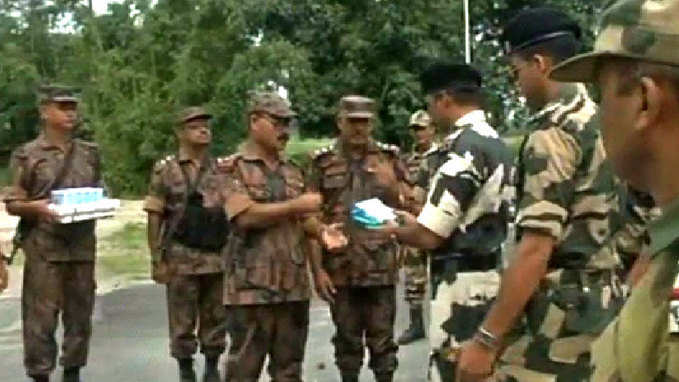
0;0;608;195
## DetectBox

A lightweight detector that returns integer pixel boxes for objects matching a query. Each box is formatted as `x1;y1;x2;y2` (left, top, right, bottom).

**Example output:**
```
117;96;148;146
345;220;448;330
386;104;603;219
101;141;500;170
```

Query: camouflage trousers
22;255;95;377
166;272;226;359
224;301;309;382
401;246;428;308
329;286;399;378
495;269;625;382
429;269;500;382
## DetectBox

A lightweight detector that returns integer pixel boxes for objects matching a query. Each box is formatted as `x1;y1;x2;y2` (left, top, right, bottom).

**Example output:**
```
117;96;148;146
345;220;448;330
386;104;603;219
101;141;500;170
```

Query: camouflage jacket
308;139;411;287
613;186;660;272
3;134;101;262
221;145;310;305
591;197;679;382
143;152;224;274
516;84;625;271
404;143;437;207
417;109;513;258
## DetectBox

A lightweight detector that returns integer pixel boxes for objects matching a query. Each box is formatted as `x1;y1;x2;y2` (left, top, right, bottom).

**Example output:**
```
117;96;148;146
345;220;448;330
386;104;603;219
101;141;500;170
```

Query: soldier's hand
151;260;172;284
292;192;323;214
456;340;497;382
33;199;59;223
372;160;398;188
321;223;348;253
0;259;8;293
314;269;336;304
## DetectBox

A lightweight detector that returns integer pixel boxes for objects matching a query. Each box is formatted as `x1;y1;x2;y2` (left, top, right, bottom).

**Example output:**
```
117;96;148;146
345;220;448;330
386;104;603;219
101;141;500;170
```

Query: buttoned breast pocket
285;173;305;198
322;166;348;189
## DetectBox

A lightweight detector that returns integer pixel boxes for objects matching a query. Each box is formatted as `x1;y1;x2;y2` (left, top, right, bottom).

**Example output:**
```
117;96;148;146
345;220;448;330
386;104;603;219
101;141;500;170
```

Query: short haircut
606;58;679;103
516;34;581;64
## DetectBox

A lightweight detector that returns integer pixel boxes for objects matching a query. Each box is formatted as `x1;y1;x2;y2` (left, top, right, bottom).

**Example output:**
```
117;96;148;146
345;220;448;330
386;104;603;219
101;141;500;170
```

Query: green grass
97;222;150;278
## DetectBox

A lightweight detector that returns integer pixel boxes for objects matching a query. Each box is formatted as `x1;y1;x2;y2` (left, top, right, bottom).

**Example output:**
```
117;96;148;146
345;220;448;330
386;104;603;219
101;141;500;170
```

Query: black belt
431;252;498;273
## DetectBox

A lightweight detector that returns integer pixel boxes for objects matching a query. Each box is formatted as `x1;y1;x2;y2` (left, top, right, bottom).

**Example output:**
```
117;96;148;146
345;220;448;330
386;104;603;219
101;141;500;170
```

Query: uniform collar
177;147;209;167
648;196;679;255
239;141;289;164
530;83;588;126
334;138;380;158
36;133;72;152
454;109;486;128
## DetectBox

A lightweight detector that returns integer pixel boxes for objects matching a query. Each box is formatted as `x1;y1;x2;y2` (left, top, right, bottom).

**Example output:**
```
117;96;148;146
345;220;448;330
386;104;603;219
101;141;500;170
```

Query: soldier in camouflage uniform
220;92;321;381
144;107;227;382
380;64;513;381
3;85;102;382
550;1;679;380
397;110;436;345
454;9;628;382
304;95;413;382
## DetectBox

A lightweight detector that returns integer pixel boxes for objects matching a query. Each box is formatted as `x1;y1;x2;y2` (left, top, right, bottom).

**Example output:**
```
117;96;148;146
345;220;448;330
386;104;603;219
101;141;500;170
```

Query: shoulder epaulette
376;141;400;156
76;139;99;149
153;154;176;173
311;144;335;161
215;154;240;173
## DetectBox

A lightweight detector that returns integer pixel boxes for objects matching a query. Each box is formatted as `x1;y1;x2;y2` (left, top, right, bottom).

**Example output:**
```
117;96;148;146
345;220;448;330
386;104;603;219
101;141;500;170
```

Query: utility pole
464;0;471;64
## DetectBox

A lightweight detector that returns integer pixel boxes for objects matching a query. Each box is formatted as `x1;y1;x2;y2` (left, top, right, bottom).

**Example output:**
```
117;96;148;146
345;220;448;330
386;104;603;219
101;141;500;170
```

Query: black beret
420;62;482;95
501;7;581;54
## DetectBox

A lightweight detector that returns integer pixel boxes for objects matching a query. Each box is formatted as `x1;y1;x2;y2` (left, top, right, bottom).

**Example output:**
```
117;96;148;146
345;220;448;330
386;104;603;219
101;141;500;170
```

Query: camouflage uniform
401;145;432;309
221;93;310;382
549;1;679;380
495;84;626;382
143;145;227;361
3;88;101;377
308;96;411;381
415;109;512;382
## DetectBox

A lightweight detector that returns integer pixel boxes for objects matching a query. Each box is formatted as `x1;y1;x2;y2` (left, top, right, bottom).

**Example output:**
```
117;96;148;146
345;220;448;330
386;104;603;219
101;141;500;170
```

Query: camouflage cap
247;91;297;118
551;0;679;82
338;95;376;118
409;110;432;128
38;85;80;103
177;106;212;124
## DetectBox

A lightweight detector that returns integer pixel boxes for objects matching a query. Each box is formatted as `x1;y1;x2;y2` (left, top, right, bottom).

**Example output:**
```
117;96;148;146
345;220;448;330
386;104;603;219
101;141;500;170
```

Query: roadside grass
97;221;149;280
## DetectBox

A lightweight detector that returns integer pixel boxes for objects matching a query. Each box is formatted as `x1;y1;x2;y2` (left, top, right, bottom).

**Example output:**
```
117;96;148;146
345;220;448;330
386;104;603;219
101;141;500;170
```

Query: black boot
62;367;80;382
375;372;394;382
397;306;425;345
340;372;359;382
178;358;196;382
31;375;49;382
202;356;220;382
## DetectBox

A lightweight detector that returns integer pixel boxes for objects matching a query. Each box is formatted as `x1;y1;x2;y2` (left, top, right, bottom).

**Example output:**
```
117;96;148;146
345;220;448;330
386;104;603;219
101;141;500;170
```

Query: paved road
0;281;429;382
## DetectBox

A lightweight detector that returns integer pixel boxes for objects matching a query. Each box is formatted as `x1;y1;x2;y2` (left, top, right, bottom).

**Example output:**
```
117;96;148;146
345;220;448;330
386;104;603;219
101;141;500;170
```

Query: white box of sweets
49;188;120;224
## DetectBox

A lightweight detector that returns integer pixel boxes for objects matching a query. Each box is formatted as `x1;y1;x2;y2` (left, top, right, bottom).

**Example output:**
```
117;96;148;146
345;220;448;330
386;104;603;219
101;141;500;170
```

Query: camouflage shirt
3;134;101;262
516;84;624;271
143;152;224;275
591;197;679;382
417;110;513;256
308;139;410;287
222;145;310;305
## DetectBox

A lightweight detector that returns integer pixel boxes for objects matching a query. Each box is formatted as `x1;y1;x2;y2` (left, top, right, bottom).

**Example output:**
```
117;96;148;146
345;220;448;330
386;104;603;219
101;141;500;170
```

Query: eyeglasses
260;113;292;130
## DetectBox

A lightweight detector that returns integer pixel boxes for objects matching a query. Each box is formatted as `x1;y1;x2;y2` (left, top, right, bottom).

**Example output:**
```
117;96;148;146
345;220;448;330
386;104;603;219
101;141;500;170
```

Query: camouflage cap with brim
551;0;679;83
409;109;432;128
247;91;297;118
38;85;80;103
178;106;212;124
339;95;376;118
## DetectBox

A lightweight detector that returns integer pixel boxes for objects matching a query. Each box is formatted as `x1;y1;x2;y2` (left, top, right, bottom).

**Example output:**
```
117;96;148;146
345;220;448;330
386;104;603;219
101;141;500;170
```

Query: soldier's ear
533;54;551;76
637;76;662;132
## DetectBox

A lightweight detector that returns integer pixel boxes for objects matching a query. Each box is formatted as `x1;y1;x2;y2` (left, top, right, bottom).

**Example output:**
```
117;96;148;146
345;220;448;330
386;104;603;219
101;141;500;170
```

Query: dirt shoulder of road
0;200;151;299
